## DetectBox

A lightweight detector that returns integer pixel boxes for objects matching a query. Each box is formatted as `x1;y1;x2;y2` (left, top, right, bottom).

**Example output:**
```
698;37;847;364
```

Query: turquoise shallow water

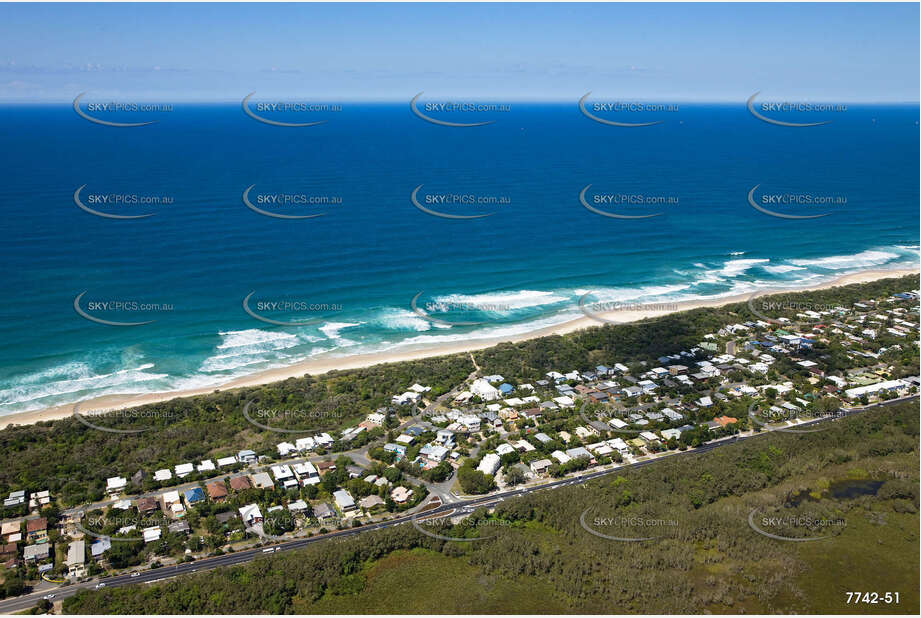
0;102;917;414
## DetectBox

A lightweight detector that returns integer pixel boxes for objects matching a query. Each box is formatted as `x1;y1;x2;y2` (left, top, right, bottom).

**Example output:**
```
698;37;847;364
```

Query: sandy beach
2;268;916;431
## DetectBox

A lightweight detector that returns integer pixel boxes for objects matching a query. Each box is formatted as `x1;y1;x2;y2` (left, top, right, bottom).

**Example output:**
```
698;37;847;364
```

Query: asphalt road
0;395;914;614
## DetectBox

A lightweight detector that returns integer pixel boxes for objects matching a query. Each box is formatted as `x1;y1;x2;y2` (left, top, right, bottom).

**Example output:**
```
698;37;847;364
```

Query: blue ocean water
0;102;917;415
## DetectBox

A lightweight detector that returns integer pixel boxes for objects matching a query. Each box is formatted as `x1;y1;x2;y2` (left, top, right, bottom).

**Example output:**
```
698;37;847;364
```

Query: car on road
95;583;106;589
42;594;55;600
130;573;140;578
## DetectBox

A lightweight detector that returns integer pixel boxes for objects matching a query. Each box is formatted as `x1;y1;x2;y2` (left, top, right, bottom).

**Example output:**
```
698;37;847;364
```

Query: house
250;472;275;490
471;378;500;401
391;486;413;504
476;453;501;476
206;481;228;502
184;487;206;506
313;503;336;522
315;460;337;476
530;459;552;475
26;517;47;543
333;490;356;513
1;542;18;562
457;414;481;431
551;450;571;464
229;476;252;492
287;500;310;514
359;495;385;510
661;428;682;441
293;462;320;485
168;521;191;535
844;379;907;400
713;415;738;427
174;463;195;478
271;464;295;484
276;442;297;457
420;444;450;464
217;456;238;468
565;447;592;460
23;542;50;562
1;521;20;542
29;490;51;510
153;469;172;482
239;504;263;526
237;450;257;464
106;476;127;495
197;459;215;473
65;540;86;578
162;491;184;517
136;496;159;515
140;525;162;544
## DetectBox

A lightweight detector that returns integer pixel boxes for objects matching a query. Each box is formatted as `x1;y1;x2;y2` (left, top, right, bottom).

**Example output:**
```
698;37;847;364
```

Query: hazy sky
1;2;918;102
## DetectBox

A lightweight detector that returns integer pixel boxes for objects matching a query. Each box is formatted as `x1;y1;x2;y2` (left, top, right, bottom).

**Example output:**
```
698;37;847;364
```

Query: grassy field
293;548;571;614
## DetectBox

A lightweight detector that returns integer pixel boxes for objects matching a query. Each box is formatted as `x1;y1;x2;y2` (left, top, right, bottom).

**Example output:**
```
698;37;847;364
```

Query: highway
0;395;913;614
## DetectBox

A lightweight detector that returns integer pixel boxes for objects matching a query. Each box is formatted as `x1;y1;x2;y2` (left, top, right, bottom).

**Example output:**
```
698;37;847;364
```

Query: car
42;594;55;600
130;572;140;578
95;583;106;589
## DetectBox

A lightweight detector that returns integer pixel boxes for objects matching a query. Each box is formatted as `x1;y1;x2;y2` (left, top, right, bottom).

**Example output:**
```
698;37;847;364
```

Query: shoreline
2;267;916;431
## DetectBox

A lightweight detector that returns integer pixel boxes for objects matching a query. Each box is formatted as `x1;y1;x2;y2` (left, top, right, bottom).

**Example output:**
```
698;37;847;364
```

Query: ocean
0;101;918;415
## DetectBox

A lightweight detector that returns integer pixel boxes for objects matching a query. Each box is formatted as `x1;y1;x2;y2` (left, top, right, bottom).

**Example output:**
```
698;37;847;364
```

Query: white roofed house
162;490;185;517
292;462;320;485
551;450;571;464
477;453;502;476
174;463;194;478
106;476;127;496
197;459;215;473
153;468;172;482
271;465;299;490
295;436;316;452
216;456;237;468
276;441;297;457
471;378;500;401
333;489;357;513
239;504;263;526
314;433;334;448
